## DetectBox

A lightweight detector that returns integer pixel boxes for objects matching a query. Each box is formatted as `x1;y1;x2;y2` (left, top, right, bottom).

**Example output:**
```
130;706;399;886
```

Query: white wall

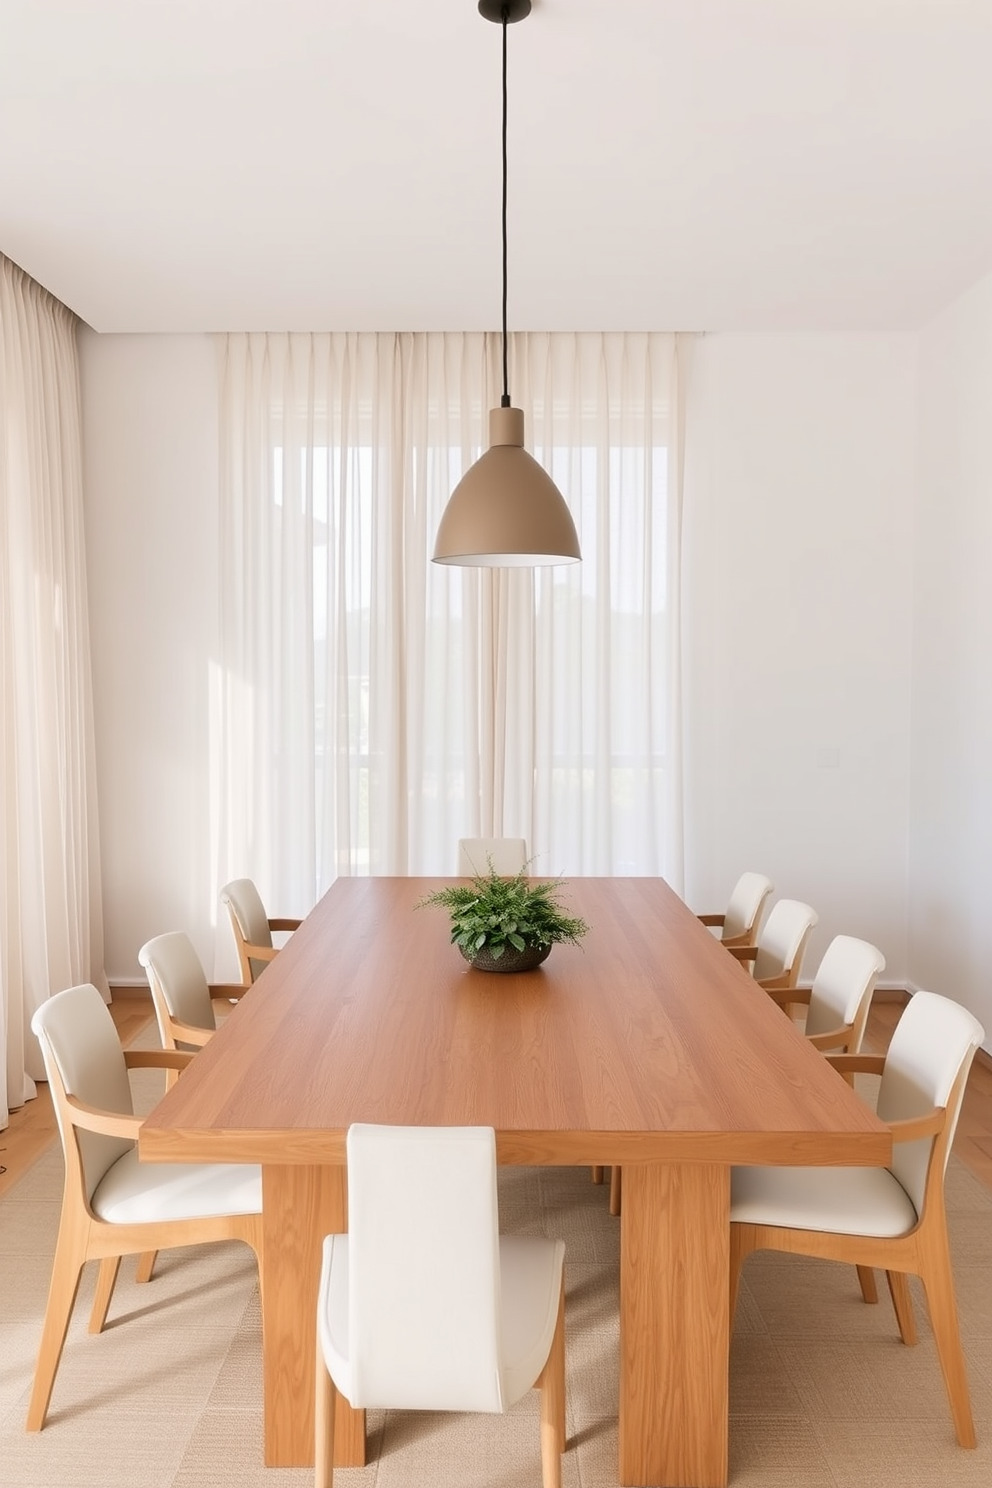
682;334;917;981
910;269;992;1038
79;331;227;981
80;329;919;988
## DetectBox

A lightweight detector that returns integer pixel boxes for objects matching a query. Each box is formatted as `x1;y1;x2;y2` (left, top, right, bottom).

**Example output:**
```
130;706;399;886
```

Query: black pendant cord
500;7;511;407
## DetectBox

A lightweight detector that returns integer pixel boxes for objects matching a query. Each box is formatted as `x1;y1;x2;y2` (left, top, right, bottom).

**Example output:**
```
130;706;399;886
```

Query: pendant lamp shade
433;406;581;567
432;0;581;568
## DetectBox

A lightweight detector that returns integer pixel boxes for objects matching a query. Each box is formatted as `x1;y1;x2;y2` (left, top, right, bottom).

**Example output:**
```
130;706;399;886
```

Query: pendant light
433;0;581;568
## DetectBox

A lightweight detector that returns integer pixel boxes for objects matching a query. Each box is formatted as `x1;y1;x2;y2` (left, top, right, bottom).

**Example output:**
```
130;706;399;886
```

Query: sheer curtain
0;255;108;1129
216;331;684;913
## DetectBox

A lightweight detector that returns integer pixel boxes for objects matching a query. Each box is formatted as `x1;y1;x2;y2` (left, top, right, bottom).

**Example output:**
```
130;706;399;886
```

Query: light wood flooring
3;992;992;1199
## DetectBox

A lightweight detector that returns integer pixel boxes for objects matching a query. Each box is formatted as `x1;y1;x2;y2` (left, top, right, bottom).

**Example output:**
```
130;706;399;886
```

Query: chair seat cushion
317;1232;565;1411
92;1147;262;1225
730;1163;918;1238
497;1235;566;1407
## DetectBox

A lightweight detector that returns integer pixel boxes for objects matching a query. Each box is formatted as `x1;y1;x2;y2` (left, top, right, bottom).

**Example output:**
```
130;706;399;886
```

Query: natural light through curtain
216;331;684;911
0;255;107;1129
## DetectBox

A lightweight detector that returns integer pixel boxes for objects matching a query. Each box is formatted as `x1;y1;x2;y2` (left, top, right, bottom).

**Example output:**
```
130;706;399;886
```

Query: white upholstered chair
729;897;818;991
314;1124;566;1488
767;933;886;1053
730;990;984;1448
457;837;529;877
220;877;302;987
27;983;263;1431
139;930;245;1073
697;871;774;948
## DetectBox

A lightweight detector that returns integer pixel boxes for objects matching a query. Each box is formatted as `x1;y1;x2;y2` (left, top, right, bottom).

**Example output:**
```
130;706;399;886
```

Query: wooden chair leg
609;1166;622;1217
89;1256;121;1333
886;1269;918;1346
26;1224;86;1430
919;1240;976;1447
591;1166;604;1184
857;1264;879;1304
538;1281;565;1488
135;1249;157;1283
314;1327;336;1488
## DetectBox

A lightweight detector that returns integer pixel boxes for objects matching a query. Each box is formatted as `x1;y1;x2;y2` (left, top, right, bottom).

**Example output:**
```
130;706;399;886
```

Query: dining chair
314;1124;566;1488
27;983;262;1431
728;897;818;991
764;932;887;1308
697;871;774;948
138;929;245;1075
765;933;886;1053
220;877;302;987
729;989;984;1448
457;837;529;877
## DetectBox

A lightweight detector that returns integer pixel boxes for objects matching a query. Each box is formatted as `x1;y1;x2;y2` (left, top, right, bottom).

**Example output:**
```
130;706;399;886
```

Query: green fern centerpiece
418;862;589;973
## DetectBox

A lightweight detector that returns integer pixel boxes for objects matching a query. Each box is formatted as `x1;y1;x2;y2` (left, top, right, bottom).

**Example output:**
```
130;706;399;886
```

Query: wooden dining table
139;876;890;1488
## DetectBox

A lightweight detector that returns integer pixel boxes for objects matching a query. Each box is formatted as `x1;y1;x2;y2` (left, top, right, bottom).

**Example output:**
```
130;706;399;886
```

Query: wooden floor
3;992;992;1199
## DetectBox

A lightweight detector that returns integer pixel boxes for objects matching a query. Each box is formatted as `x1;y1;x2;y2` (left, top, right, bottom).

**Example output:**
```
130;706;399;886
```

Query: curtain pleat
0;255;107;1128
217;330;685;915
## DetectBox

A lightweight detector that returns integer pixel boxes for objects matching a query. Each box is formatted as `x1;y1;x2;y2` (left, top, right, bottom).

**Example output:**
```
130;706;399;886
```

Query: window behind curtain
217;331;684;912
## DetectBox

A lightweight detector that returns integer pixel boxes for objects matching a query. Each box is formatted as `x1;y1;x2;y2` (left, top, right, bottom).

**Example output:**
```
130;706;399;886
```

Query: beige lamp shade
433;406;581;567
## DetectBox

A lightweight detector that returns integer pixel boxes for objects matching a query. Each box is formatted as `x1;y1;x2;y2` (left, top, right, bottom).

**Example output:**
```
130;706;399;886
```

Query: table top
139;876;891;1169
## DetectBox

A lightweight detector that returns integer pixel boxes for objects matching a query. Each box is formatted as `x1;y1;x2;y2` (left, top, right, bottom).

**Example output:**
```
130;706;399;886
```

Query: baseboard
109;979;151;1000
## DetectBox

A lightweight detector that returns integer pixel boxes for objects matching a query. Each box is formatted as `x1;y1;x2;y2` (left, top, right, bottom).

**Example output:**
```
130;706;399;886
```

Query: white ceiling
3;0;992;334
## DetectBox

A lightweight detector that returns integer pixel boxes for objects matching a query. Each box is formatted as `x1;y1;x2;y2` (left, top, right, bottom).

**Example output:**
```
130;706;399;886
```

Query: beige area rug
2;1063;992;1488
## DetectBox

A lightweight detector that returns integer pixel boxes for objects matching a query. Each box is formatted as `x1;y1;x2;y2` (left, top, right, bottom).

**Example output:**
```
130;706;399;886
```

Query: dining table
139;875;891;1488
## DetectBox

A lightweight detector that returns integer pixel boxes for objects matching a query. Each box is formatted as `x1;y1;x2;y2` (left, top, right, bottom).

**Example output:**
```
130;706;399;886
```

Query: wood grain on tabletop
139;876;889;1168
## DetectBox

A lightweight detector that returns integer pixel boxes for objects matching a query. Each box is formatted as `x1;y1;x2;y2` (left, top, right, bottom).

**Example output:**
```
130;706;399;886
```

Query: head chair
457;838;529;877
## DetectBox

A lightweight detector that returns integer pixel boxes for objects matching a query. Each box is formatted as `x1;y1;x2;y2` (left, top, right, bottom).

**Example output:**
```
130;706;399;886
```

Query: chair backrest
752;899;818;984
346;1124;504;1412
722;872;774;943
804;935;886;1048
458;838;528;877
220;878;272;982
878;990;984;1216
138;930;217;1046
31;984;135;1203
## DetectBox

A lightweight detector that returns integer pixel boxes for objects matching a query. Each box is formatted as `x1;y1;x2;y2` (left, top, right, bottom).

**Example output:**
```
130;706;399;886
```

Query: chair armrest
245;941;280;964
765;986;813;1008
697;913;725;928
208;983;248;1001
123;1050;195;1072
64;1095;143;1140
757;972;794;991
889;1107;945;1143
728;946;758;962
166;1020;215;1049
806;1023;854;1052
826;1053;886;1076
268;917;302;932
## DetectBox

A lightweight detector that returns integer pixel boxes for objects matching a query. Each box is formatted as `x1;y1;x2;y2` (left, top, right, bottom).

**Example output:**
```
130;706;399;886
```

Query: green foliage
418;861;589;961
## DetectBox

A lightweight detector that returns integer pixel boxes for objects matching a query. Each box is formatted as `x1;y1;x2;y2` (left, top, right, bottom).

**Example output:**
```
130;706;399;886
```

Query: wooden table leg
619;1162;730;1488
261;1164;366;1468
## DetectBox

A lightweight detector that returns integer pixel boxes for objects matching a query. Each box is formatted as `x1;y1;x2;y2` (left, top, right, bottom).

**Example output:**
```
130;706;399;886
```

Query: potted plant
418;860;589;973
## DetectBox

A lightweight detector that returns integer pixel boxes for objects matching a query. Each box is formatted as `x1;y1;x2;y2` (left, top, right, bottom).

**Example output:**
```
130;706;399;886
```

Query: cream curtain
0;256;107;1129
216;331;684;912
